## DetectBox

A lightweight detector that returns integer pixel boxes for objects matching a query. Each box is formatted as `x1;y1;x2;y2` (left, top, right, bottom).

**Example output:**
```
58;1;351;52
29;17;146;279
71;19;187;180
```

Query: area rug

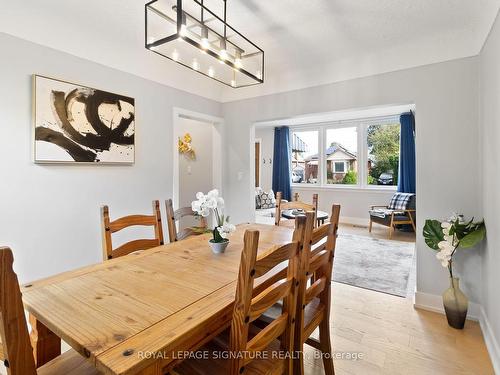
333;234;415;297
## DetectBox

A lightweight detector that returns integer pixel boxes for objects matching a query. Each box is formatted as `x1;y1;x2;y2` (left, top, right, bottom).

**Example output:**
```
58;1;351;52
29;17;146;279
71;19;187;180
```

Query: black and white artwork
34;75;135;163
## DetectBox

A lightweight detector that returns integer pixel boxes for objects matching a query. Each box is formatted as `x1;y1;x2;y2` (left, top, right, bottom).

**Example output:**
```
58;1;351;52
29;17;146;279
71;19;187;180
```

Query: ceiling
1;0;499;102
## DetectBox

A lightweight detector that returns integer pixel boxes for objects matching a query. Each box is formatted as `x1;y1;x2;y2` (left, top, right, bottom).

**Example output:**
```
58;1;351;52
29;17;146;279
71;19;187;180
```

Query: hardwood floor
339;222;416;243
305;282;494;374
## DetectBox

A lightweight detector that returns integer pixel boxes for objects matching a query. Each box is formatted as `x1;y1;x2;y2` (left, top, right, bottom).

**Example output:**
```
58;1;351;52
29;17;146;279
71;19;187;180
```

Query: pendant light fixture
145;0;264;88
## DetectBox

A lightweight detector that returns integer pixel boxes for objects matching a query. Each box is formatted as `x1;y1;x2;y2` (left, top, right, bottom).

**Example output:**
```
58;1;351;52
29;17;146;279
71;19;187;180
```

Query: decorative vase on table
191;189;235;254
423;213;486;330
442;277;469;329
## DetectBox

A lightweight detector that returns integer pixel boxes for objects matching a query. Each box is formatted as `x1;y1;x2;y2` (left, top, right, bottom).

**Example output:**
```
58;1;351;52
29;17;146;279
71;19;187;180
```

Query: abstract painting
33;75;135;163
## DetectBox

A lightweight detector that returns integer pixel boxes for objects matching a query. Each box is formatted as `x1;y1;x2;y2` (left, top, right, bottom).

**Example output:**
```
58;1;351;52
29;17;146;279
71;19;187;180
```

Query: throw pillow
259;190;276;209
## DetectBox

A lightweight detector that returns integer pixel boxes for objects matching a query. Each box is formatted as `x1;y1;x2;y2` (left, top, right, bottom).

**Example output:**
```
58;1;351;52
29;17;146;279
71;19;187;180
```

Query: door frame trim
172;108;224;209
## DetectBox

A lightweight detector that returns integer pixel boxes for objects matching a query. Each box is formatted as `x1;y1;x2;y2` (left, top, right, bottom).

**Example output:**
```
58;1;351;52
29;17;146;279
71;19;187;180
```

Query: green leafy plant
423;214;486;278
342;170;357;184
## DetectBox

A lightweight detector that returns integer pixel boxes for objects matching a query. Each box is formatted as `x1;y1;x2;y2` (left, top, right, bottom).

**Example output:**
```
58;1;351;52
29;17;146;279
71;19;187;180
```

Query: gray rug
333;234;415;297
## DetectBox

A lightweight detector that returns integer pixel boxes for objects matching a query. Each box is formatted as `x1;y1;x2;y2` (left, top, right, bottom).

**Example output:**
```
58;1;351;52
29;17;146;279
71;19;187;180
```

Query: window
289;114;401;189
367;123;400;186
334;162;345;173
325;127;357;185
290;130;318;184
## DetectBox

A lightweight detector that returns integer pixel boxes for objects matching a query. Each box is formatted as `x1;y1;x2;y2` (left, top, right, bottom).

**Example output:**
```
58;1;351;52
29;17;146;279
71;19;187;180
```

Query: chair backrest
295;206;340;343
229;217;306;375
275;192;318;227
165;199;207;243
101;200;164;260
0;247;37;375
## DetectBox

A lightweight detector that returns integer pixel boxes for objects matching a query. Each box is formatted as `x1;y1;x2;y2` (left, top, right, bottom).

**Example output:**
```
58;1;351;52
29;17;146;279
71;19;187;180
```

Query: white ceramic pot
209;239;229;254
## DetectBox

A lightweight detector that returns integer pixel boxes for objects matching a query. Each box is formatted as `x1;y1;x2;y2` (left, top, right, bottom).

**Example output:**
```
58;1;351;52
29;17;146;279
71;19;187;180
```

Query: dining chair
100;200;164;260
0;247;100;375
165;199;208;243
275;191;318;227
173;218;307;375
294;205;341;375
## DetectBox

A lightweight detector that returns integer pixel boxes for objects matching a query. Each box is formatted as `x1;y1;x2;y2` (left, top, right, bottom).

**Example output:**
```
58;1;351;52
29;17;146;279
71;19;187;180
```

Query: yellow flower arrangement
178;133;196;160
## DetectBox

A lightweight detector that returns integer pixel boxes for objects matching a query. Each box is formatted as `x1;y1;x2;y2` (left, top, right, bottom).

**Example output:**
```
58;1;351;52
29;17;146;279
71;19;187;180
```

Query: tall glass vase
442;277;468;329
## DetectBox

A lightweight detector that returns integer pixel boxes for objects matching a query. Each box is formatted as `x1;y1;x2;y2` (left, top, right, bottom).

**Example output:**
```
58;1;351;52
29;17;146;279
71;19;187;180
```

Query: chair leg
389;214;395;239
409;214;416;232
293;344;305;375
319;318;335;375
368;219;373;233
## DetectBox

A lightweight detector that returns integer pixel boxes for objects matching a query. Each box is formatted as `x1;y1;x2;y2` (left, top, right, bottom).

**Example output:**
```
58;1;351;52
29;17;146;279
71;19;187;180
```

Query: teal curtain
398;112;416;193
272;127;292;201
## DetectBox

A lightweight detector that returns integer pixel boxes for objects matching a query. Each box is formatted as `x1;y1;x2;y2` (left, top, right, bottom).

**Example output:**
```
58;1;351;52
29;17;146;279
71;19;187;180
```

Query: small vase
442;277;469;329
209;239;229;254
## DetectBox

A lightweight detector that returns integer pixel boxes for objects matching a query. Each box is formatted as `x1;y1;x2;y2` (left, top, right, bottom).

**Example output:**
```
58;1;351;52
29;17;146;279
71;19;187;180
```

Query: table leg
29;313;61;367
137;362;163;374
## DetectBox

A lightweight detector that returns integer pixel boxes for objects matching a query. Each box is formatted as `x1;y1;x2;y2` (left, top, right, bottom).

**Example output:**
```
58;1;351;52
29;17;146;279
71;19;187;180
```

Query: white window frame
290;116;400;191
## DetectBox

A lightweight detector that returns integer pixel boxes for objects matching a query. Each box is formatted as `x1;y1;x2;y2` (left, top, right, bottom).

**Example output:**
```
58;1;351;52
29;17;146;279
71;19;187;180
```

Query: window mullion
319;126;326;186
358;123;367;188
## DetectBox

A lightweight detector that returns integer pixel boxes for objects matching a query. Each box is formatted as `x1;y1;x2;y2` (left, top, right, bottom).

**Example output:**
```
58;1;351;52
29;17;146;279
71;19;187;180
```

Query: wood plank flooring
304;282;494;374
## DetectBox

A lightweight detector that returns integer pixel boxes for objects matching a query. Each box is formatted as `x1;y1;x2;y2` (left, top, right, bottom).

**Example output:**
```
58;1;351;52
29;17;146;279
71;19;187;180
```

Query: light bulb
219;49;228;61
172;50;179;61
192;59;199;71
231;79;236;87
180;24;187;37
179;12;188;37
208;67;215;77
234;49;243;69
201;26;209;49
219;38;228;61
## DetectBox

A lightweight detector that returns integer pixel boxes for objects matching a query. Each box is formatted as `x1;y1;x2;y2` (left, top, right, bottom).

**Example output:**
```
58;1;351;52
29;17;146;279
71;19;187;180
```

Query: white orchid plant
423;214;486;278
191;189;236;243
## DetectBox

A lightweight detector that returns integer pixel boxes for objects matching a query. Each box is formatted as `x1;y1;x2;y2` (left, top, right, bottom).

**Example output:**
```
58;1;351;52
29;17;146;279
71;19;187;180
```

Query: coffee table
282;209;329;226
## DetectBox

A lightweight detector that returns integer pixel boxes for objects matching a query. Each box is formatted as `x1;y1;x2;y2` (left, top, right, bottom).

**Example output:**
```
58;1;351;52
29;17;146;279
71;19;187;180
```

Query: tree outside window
367;123;400;186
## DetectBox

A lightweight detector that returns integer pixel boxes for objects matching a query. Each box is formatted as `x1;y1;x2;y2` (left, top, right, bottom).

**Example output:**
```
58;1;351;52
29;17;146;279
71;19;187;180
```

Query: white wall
222;57;482;304
254;127;274;191
292;187;393;225
479;11;500;372
0;33;221;283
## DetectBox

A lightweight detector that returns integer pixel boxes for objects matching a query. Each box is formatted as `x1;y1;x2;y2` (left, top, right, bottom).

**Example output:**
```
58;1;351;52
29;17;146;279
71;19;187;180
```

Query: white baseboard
340;216;369;226
413;291;481;320
480;307;500;375
414;291;500;374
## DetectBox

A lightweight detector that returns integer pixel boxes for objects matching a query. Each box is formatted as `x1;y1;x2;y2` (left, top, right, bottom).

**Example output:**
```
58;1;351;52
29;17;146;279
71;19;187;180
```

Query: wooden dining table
22;223;293;375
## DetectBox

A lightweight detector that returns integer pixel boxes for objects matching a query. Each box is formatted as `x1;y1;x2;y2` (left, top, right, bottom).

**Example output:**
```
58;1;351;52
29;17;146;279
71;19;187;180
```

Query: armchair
369;193;416;238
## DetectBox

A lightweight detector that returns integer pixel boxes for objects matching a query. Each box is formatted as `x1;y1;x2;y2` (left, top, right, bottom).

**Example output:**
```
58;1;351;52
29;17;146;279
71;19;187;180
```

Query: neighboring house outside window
323;142;357;184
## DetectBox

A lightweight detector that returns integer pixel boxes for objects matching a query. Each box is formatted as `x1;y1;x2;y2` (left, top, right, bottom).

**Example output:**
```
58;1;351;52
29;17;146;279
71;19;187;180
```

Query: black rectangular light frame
145;0;265;88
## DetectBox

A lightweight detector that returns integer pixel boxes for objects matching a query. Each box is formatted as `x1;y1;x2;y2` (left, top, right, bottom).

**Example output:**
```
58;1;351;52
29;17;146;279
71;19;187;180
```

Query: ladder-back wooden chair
0;247;100;375
275;191;318;227
174;218;307;375
165;199;207;243
294;205;341;375
100;200;164;260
